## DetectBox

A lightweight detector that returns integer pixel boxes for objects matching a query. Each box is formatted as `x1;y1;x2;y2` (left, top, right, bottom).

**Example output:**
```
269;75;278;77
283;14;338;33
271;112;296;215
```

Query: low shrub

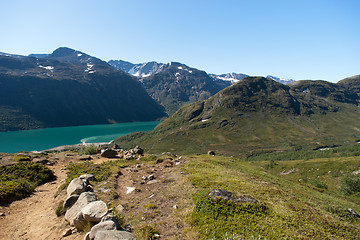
339;173;360;195
136;225;159;240
66;161;111;184
0;162;55;203
79;144;98;155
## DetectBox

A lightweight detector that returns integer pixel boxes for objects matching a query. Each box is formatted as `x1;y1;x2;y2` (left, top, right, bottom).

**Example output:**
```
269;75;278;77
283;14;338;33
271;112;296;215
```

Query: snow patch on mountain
38;65;54;71
266;75;295;85
209;73;249;84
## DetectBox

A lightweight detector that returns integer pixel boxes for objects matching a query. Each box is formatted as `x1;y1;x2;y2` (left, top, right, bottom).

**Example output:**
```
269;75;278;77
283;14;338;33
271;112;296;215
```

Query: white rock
81;201;108;222
65;192;97;225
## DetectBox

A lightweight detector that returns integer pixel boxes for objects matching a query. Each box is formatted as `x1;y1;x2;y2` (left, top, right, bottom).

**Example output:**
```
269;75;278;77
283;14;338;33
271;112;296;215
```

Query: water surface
0;121;159;153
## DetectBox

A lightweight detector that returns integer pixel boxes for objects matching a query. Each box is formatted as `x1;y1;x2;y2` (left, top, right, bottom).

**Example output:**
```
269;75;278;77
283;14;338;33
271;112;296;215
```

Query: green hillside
113;77;360;156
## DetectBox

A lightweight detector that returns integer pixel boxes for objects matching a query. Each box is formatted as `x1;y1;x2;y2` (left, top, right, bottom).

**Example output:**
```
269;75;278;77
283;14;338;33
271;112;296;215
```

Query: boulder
80;174;95;181
63;194;80;209
81;200;108;222
94;230;136;240
65;192;97;225
112;143;121;150
347;208;360;218
208;150;216;156
89;221;117;240
73;212;87;230
84;232;91;240
67;177;90;197
208;189;233;200
101;213;121;230
132;146;144;155
101;149;118;158
208;189;258;203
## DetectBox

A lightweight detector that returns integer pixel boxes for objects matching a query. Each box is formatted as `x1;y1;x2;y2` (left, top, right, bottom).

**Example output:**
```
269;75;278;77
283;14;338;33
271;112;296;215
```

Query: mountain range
1;47;358;137
108;59;295;115
0;47;166;131
108;59;294;85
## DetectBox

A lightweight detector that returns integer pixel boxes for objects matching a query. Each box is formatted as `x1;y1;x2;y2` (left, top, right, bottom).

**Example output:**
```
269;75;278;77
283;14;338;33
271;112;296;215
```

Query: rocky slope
139;62;228;115
0;48;166;131
113;76;360;156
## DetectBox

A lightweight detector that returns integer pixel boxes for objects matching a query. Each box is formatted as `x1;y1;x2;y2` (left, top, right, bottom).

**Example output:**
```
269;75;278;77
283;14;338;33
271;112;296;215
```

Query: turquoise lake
0;121;159;153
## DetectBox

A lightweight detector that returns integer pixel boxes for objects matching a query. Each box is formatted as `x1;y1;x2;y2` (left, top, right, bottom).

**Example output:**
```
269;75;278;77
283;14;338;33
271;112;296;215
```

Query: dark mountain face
0;48;166;131
114;76;360;156
140;62;228;115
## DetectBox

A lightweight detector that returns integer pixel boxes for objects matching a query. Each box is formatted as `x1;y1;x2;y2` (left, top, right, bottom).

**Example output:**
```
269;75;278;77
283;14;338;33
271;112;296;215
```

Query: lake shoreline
0;121;159;154
33;142;110;153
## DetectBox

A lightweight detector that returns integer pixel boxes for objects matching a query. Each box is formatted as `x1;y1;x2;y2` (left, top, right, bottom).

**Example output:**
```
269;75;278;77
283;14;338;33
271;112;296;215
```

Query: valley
1;48;360;240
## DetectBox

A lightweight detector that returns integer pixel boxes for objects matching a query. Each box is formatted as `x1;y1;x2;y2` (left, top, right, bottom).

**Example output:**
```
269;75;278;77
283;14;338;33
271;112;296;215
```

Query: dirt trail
0;153;196;239
0;153;84;240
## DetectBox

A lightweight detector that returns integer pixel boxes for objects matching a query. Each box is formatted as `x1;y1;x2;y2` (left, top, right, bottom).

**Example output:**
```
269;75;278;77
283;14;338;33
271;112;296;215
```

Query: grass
0;162;55;203
246;144;360;161
180;155;360;239
53;148;360;239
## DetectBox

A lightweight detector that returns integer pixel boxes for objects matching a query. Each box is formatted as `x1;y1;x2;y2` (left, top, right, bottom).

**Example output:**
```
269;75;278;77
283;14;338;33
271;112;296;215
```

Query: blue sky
1;0;359;82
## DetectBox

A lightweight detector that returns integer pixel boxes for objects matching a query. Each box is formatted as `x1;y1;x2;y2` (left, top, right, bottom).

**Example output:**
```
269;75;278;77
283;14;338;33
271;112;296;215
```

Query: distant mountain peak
209;72;249;84
266;75;295;85
109;60;167;78
51;47;82;57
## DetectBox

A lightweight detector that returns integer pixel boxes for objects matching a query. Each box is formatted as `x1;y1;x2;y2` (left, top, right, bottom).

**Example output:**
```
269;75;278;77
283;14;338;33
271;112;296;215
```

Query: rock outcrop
66;177;91;197
63;174;136;239
208;189;258;204
65;192;97;225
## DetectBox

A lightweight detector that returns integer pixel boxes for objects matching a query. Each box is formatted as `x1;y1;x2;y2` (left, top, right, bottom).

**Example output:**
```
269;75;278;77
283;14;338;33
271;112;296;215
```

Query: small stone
148;174;155;180
115;204;124;213
348;208;360;218
147;180;160;185
0;212;6;217
62;228;73;237
126;187;136;194
173;205;177;209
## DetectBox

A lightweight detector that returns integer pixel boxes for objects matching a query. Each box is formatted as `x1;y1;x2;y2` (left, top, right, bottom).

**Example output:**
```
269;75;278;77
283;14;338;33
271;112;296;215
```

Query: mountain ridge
113;76;360;156
0;47;166;131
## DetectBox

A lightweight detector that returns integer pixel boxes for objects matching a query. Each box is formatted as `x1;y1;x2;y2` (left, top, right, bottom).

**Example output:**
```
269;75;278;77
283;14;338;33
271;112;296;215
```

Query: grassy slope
54;148;360;239
183;154;360;239
114;77;360;156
